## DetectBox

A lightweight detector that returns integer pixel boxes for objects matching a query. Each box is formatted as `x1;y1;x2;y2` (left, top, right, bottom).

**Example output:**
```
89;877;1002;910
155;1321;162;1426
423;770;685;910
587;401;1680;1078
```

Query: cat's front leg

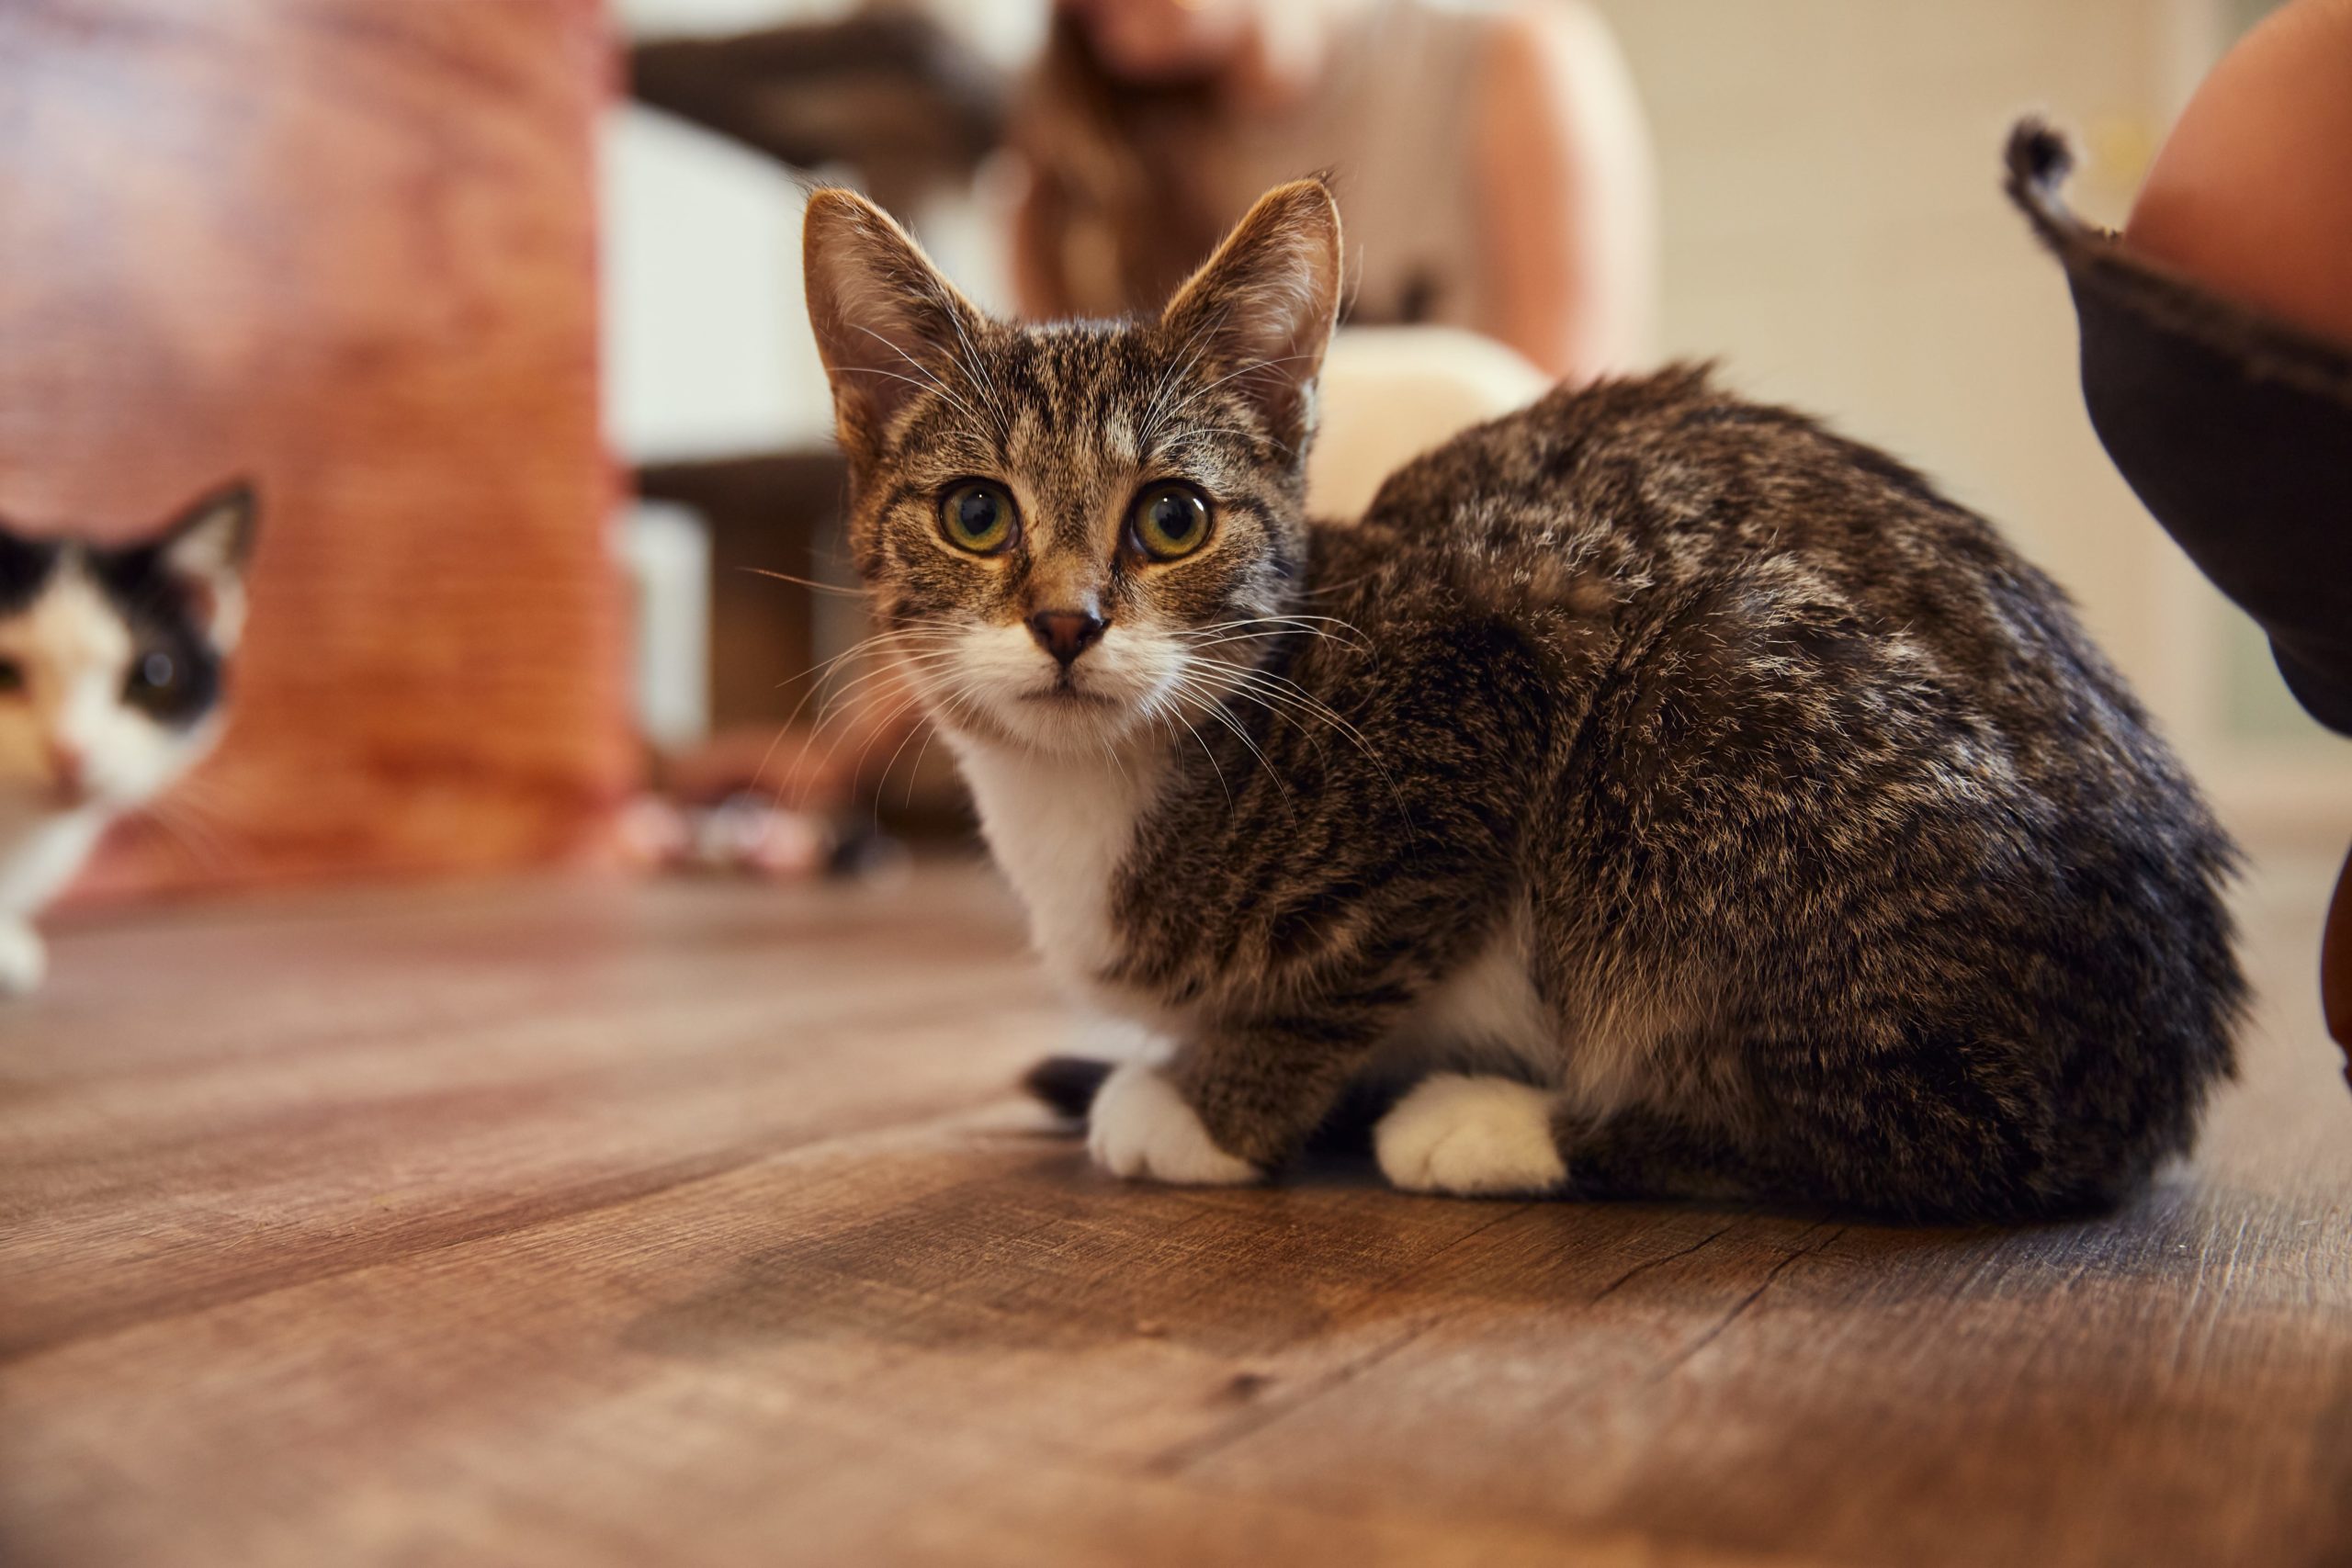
1087;1058;1261;1185
0;918;48;996
1087;1013;1386;1185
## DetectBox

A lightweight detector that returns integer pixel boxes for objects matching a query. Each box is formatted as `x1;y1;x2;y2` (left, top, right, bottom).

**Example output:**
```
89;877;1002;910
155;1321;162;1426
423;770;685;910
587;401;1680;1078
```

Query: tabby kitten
800;180;2242;1222
0;484;256;993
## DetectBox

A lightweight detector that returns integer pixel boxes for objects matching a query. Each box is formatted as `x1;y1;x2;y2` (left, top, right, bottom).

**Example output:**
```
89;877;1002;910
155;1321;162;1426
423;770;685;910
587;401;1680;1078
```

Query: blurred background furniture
1309;329;1554;518
631;11;1006;214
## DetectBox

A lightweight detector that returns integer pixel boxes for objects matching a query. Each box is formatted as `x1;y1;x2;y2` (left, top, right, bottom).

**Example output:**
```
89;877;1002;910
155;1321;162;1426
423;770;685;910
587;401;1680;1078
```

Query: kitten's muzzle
1027;609;1108;669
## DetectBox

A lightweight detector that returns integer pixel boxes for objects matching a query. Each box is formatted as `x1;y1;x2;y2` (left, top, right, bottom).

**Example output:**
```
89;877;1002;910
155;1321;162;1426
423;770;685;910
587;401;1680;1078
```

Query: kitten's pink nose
47;744;87;799
1027;610;1107;669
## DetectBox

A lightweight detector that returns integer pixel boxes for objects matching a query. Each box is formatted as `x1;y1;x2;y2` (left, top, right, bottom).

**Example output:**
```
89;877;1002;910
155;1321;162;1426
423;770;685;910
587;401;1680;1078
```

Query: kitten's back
1329;367;2241;1214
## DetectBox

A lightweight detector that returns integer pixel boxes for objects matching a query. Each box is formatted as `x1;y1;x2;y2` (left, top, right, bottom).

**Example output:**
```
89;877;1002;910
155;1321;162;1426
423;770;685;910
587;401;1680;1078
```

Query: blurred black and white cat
0;484;256;993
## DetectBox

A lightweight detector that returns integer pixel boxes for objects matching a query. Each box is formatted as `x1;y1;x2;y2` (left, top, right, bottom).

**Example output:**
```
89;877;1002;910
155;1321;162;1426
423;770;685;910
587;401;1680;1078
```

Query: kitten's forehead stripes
881;321;1283;473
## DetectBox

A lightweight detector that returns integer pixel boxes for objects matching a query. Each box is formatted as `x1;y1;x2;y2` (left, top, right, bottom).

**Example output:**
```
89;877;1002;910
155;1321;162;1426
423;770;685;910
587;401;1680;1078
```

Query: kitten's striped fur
803;181;2241;1221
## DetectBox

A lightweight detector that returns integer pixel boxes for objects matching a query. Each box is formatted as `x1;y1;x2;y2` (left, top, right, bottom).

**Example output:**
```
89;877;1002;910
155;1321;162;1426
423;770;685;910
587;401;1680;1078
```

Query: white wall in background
601;0;1035;463
1588;0;2202;678
603;106;831;459
620;501;714;748
1588;0;2347;841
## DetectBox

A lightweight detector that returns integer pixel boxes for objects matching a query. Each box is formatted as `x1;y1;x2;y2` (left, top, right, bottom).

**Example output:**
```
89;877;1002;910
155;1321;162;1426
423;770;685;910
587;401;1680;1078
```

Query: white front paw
1375;1074;1566;1196
0;920;48;996
1087;1060;1261;1186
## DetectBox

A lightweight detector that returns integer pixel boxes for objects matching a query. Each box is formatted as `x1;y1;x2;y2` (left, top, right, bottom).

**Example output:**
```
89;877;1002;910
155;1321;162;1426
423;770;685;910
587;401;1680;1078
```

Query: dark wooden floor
4;859;2348;1566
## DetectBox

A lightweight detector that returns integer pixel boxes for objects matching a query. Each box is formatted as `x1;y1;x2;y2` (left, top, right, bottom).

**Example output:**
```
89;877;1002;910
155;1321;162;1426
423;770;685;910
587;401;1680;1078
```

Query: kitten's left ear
1159;179;1343;454
161;479;258;586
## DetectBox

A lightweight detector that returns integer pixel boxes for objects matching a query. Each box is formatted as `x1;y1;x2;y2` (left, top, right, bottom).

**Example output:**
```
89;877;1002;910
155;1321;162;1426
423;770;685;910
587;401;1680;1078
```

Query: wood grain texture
0;0;629;899
2;861;2347;1566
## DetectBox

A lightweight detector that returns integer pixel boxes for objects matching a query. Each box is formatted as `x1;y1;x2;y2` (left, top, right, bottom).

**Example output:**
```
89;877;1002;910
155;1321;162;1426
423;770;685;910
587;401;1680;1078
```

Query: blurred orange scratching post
0;0;628;897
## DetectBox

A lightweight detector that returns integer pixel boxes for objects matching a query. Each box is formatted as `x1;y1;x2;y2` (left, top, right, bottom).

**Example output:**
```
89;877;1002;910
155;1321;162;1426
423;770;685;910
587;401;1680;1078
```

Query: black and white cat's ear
1159;179;1344;453
157;480;257;647
160;479;258;586
801;188;986;464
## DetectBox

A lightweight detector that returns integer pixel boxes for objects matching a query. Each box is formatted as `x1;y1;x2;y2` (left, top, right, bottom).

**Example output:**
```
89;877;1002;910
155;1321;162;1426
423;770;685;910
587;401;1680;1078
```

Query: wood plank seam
1638;1224;1849;1387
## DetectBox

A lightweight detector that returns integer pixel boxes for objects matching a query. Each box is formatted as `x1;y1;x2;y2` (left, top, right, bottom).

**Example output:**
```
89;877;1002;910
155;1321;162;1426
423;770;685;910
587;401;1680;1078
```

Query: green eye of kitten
1130;482;1212;561
939;479;1018;554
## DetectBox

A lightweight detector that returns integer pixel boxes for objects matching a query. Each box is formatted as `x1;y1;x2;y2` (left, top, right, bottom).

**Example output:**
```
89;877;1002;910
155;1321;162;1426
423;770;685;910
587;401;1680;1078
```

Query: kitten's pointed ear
156;479;257;648
1159;179;1343;453
161;480;257;584
802;188;985;466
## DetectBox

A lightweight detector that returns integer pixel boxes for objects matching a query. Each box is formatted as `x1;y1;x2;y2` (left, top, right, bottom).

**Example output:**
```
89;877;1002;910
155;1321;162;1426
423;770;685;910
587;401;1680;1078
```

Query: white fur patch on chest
949;736;1168;1007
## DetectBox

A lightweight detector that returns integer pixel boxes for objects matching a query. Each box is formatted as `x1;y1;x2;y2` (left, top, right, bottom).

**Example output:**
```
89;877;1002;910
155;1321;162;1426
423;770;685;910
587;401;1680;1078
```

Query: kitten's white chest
0;807;108;916
950;738;1165;1008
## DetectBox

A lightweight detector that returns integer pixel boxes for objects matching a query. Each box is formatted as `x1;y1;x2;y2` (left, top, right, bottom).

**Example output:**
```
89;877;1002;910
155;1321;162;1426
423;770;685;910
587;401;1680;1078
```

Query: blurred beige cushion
1306;326;1554;519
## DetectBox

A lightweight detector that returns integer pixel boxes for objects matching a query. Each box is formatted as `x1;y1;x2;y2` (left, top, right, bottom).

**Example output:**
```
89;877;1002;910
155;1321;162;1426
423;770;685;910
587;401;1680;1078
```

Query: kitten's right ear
801;188;985;465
